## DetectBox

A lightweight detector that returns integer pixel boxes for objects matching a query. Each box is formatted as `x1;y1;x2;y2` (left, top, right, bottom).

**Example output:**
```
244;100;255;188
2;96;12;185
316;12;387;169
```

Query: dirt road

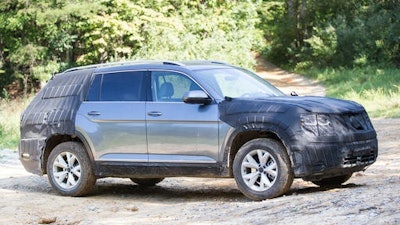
0;63;399;225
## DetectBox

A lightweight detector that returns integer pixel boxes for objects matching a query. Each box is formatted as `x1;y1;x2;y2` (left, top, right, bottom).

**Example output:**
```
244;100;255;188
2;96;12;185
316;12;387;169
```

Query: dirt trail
256;58;326;96
0;62;399;225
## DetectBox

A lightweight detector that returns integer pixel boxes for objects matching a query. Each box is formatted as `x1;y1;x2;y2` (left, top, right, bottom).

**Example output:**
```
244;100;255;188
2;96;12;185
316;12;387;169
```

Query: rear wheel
233;138;294;200
130;178;165;186
47;142;96;196
311;174;353;187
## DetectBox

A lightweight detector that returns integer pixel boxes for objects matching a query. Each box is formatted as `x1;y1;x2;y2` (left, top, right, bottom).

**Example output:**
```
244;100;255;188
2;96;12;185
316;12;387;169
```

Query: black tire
233;138;294;200
311;174;353;187
130;178;165;186
47;142;96;196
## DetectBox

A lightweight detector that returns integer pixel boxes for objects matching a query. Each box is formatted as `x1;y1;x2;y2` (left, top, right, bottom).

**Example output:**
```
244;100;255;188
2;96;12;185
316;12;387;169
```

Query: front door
146;71;220;164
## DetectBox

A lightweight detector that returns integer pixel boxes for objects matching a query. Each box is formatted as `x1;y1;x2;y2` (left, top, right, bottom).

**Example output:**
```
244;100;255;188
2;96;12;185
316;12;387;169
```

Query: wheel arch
223;124;293;177
41;133;95;175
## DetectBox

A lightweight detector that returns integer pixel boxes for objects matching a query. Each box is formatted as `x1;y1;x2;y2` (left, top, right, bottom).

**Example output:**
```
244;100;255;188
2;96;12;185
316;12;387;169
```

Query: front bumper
290;138;378;180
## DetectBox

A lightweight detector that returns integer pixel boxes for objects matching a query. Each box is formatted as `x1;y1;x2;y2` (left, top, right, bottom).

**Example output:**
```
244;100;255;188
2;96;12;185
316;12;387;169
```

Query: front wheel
233;138;294;200
47;142;96;196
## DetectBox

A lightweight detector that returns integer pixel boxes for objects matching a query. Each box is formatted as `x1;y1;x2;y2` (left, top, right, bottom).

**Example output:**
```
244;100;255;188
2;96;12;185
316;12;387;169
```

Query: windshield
193;67;285;99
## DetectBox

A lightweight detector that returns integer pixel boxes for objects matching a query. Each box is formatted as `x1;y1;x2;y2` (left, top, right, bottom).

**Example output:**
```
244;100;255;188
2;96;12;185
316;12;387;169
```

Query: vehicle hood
262;96;365;113
219;96;365;115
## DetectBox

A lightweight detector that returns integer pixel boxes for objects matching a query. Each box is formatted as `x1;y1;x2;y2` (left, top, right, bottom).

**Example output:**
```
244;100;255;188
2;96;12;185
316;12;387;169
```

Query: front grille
342;139;377;167
343;150;377;167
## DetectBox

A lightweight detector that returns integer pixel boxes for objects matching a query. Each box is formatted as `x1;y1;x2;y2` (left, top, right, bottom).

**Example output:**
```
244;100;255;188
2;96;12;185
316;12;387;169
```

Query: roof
62;60;232;74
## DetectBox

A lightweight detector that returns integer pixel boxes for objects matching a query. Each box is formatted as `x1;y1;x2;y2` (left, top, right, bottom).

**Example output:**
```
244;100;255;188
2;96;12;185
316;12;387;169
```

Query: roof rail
62;60;185;73
162;61;185;66
176;60;232;66
209;61;231;65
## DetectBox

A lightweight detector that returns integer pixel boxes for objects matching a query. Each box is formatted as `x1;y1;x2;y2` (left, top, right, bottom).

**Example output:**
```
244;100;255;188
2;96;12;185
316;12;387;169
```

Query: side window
86;71;146;101
151;71;201;102
86;75;101;101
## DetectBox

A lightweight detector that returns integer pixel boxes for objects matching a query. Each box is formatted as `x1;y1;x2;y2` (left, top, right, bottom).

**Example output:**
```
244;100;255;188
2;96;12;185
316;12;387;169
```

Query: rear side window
86;71;146;101
86;75;101;101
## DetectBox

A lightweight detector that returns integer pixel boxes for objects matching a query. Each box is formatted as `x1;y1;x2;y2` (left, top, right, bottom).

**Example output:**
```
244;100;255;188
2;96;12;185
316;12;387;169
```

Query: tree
8;44;45;98
263;0;400;68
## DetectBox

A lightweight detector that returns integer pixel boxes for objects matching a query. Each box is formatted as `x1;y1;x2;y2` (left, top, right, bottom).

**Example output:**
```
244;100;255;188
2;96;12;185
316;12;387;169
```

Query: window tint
151;71;201;102
86;71;146;101
86;75;101;101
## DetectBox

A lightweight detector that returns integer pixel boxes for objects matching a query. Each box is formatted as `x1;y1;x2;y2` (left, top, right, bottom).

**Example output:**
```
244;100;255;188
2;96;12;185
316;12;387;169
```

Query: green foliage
32;61;67;82
1;0;398;78
0;0;265;98
0;97;31;149
264;0;400;68
257;1;288;63
299;66;400;118
8;44;46;71
0;0;104;97
131;1;263;68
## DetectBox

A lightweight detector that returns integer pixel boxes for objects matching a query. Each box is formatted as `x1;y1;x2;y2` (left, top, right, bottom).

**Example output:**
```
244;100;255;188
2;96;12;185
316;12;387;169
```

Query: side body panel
76;102;147;162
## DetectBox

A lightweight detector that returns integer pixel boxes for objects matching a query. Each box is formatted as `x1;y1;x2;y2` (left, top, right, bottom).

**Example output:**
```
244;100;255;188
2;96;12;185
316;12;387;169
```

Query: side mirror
183;90;212;105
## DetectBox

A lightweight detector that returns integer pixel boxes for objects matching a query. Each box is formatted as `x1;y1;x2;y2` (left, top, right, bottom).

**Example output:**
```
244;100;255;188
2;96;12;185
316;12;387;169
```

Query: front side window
151;71;201;102
86;71;146;101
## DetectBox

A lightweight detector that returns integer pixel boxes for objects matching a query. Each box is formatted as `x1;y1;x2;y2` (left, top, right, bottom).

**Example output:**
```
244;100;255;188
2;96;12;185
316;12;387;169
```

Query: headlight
301;114;317;126
301;114;335;136
300;114;318;136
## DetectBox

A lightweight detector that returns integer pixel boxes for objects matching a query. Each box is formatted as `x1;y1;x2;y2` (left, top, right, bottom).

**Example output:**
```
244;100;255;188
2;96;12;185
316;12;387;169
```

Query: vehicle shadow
0;175;366;202
92;177;247;202
286;182;364;196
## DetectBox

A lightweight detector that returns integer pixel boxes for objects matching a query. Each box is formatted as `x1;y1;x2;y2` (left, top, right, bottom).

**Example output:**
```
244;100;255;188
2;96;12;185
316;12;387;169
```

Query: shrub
0;98;30;149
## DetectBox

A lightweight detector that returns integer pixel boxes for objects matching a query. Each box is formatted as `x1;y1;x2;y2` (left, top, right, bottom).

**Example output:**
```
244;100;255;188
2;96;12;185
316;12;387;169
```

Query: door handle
88;111;101;116
147;111;162;117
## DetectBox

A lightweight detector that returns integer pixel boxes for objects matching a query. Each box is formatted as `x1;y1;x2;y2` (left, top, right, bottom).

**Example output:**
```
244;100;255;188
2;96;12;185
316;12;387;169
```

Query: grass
0;97;31;149
298;66;400;118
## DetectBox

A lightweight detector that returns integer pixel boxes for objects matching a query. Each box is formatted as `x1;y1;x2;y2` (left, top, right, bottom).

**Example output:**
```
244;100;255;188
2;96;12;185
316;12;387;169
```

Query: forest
1;0;399;97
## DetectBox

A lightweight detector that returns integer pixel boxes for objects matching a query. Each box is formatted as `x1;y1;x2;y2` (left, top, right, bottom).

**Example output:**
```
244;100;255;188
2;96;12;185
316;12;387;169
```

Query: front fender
219;119;297;177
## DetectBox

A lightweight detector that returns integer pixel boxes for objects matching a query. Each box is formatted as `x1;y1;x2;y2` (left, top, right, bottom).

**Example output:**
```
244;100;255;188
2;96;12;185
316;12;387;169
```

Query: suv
19;61;378;200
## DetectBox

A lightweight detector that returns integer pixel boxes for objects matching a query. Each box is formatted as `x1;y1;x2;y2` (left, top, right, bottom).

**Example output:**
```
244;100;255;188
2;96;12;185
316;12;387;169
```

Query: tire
47;142;96;196
130;178;165;186
233;138;294;200
311;174;353;187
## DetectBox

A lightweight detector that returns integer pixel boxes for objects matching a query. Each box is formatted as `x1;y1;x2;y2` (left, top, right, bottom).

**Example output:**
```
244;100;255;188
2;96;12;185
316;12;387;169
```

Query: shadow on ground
0;174;365;203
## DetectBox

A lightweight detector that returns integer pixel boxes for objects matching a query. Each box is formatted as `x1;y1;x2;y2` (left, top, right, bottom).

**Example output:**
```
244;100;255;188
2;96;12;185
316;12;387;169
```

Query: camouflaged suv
19;61;378;200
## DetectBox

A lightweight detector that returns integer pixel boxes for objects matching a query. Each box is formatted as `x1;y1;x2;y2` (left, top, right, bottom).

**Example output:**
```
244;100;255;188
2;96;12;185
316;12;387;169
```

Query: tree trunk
286;0;307;48
23;74;28;99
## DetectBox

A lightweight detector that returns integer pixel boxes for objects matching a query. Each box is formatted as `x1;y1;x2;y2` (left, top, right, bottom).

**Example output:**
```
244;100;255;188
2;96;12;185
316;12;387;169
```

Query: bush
129;1;264;68
264;0;400;68
0;98;30;149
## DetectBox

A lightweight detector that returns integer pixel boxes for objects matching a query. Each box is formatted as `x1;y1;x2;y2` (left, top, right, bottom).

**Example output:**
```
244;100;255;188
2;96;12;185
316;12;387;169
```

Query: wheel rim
52;151;81;189
241;149;278;191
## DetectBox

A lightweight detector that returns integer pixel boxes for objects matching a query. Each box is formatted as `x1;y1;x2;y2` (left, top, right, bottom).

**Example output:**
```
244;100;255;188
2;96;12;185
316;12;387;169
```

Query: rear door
146;71;220;164
76;71;148;162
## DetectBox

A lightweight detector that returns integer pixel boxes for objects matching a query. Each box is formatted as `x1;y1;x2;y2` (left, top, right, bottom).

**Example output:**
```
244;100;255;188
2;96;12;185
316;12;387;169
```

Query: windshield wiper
224;96;234;101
